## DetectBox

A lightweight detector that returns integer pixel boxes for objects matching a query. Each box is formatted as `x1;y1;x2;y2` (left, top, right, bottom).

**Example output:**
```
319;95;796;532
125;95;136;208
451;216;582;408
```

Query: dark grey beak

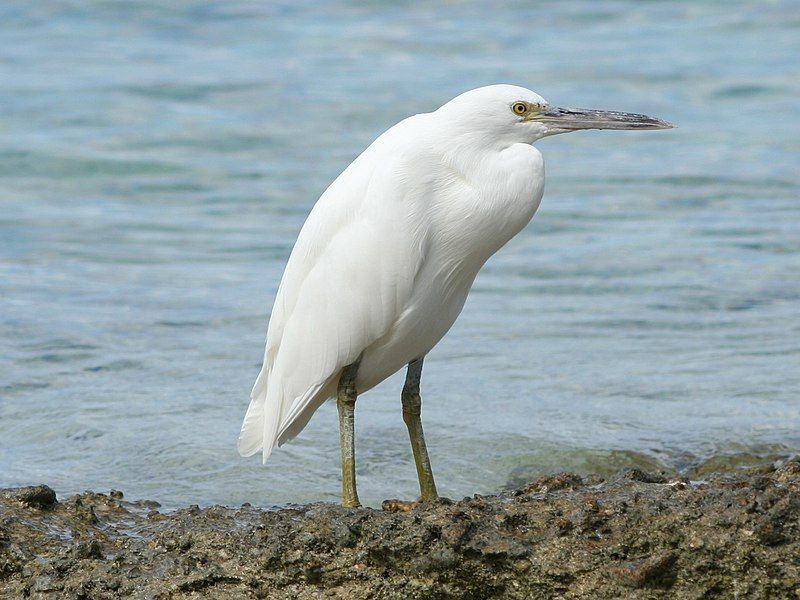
537;107;674;131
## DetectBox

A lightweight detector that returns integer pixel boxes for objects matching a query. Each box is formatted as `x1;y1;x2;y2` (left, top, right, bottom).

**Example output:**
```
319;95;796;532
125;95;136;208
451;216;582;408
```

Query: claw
382;498;420;512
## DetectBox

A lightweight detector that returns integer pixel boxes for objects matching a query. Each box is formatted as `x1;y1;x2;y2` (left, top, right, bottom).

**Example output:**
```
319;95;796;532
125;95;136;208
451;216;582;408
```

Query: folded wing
238;151;428;462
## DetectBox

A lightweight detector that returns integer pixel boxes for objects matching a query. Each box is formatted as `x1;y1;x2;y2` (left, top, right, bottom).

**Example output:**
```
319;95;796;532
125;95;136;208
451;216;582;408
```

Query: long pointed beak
535;107;674;131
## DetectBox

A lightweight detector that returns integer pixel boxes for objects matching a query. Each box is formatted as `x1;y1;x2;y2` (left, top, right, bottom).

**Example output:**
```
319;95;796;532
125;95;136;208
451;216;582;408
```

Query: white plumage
238;84;672;470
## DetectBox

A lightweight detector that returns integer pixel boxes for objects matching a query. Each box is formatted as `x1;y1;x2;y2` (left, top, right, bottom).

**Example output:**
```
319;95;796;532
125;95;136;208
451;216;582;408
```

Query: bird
238;84;673;508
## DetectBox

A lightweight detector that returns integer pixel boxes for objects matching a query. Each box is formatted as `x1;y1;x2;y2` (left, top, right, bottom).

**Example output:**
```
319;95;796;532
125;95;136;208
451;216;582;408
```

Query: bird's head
437;84;674;145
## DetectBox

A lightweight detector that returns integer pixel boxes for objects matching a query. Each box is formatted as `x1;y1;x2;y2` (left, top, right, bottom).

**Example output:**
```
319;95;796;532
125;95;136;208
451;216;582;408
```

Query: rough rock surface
2;459;799;599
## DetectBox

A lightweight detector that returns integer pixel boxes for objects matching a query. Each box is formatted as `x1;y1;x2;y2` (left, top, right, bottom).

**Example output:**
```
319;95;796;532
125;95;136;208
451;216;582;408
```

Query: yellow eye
512;102;527;116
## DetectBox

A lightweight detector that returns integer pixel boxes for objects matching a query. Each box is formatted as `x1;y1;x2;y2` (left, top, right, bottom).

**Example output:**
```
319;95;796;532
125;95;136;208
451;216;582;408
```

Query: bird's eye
512;102;527;116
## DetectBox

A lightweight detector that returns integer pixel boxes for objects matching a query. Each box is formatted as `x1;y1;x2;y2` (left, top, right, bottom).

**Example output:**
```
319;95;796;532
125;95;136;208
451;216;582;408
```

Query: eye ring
512;102;527;116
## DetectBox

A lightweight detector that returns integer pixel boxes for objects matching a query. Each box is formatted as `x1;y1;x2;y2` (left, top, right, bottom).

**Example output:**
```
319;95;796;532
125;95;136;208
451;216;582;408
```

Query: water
1;1;799;509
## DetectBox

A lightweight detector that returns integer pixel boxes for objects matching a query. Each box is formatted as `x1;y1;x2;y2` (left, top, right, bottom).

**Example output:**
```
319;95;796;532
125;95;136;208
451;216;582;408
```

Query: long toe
381;498;419;513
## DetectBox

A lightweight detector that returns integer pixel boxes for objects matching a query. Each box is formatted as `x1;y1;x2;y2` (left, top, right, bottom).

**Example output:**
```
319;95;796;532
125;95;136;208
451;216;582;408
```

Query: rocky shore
2;458;799;599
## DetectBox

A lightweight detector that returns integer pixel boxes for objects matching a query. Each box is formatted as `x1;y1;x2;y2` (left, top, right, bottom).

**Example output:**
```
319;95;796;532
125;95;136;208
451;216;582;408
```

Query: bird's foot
381;496;451;512
381;498;419;512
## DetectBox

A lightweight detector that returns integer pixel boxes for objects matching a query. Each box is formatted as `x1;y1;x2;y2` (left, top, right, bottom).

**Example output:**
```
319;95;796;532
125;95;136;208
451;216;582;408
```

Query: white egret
238;84;672;507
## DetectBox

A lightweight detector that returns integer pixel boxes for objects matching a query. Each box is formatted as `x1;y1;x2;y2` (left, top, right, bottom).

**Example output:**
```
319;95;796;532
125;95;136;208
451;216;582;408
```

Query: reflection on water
1;1;798;508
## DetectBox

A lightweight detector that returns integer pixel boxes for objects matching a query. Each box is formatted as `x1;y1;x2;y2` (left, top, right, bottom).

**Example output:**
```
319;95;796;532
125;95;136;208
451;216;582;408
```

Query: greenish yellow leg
402;357;438;501
337;359;361;508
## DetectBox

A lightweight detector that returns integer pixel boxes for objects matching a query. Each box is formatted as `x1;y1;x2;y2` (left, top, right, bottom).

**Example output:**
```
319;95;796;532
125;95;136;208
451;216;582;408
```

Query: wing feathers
238;123;431;460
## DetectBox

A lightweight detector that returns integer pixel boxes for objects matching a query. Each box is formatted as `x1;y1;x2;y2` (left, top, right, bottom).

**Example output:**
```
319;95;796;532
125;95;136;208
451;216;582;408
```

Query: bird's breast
432;143;544;268
353;144;545;391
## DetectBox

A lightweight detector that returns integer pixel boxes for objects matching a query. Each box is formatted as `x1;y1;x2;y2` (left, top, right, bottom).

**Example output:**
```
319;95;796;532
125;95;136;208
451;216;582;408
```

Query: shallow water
1;1;799;509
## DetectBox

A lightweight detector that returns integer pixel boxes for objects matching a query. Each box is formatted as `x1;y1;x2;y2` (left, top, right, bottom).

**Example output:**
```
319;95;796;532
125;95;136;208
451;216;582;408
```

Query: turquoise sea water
1;1;799;508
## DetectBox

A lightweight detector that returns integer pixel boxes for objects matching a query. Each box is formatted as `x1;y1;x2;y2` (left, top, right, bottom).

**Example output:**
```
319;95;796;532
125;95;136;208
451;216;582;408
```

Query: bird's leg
384;357;439;512
337;358;362;508
402;357;438;502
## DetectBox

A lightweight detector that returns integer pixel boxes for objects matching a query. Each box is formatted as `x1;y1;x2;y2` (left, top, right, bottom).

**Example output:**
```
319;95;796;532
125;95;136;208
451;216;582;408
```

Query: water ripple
0;0;798;509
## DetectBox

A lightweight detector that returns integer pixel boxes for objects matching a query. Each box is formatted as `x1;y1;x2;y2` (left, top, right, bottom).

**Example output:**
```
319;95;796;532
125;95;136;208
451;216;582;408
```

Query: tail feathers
238;374;337;464
237;395;266;457
276;378;337;446
238;368;285;464
237;391;281;464
237;366;271;458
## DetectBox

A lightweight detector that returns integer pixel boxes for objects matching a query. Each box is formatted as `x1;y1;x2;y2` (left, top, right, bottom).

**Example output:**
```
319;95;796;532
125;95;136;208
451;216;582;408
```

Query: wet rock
620;468;667;484
441;519;471;547
520;472;583;495
775;455;800;480
2;466;800;599
1;485;57;509
611;551;677;589
71;540;103;560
